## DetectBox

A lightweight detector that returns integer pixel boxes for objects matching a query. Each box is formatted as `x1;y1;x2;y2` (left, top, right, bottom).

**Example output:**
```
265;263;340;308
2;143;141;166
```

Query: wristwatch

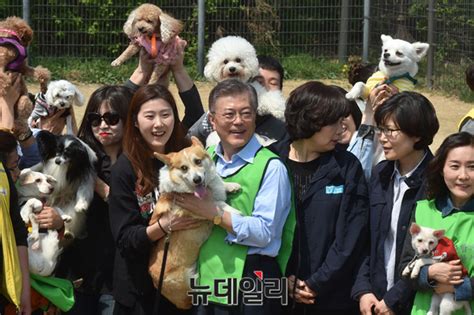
17;129;33;142
212;206;224;225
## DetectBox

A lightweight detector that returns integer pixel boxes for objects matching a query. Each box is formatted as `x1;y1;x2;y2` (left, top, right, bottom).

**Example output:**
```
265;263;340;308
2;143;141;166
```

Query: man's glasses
87;112;121;127
374;126;401;138
210;110;254;123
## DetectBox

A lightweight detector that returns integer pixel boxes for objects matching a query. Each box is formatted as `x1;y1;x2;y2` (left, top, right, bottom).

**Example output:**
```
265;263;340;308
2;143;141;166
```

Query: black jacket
351;151;432;314
286;150;369;312
108;155;159;308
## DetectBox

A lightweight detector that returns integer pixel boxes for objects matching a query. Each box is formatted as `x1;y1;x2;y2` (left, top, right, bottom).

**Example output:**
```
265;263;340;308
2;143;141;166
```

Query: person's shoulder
333;149;361;166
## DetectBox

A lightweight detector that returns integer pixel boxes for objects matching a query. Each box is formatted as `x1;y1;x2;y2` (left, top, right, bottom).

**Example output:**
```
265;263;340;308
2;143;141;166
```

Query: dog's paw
111;59;122;67
63;231;74;240
402;266;411;278
61;215;72;223
31;239;41;251
224;182;241;193
29;231;39;242
75;199;89;212
410;270;420;279
345;91;358;100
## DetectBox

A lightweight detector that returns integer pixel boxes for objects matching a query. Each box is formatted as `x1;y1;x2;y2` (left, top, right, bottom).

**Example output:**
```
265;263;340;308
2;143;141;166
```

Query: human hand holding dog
359;293;379;315
287;275;316;304
428;260;464;285
367;84;399;112
0;72;22;129
36;206;64;230
174;193;235;234
38;109;67;135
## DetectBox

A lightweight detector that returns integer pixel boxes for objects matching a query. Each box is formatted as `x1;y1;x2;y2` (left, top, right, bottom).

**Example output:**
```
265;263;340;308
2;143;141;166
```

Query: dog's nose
138;27;145;33
60;102;65;107
49;187;54;193
383;53;390;59
229;67;236;73
193;176;202;184
55;158;62;165
422;249;429;255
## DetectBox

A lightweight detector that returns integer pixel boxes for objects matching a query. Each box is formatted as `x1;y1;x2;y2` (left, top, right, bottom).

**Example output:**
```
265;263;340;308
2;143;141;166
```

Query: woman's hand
359;293;379;315
38;109;67;135
367;84;399;112
159;211;202;232
287;275;317;304
0;72;22;129
428;260;464;285
35;206;65;230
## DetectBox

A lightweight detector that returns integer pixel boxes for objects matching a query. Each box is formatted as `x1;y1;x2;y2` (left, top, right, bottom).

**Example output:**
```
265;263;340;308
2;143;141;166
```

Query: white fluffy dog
29;80;84;134
16;168;70;276
346;34;429;100
204;36;286;121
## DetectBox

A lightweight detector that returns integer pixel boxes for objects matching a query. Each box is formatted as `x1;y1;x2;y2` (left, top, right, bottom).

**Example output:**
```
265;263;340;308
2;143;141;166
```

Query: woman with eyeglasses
352;91;440;315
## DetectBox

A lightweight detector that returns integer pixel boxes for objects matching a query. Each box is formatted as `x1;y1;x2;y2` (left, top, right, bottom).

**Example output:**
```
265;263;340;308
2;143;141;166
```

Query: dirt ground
29;80;473;152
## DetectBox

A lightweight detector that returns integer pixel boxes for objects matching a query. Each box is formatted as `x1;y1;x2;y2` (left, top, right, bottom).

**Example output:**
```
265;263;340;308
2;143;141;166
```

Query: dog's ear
191;136;204;148
154;152;172;165
45;174;57;184
123;8;137;36
409;222;421;235
18;168;33;185
411;42;430;61
73;85;85;107
36;131;58;161
159;13;183;43
381;34;393;44
432;229;445;239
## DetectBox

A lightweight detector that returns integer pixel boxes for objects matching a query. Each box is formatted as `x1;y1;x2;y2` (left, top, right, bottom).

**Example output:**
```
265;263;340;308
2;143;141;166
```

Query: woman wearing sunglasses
352;91;439;315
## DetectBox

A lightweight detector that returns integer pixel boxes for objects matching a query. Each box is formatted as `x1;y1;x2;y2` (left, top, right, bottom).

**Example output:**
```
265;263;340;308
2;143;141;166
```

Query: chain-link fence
1;1;474;90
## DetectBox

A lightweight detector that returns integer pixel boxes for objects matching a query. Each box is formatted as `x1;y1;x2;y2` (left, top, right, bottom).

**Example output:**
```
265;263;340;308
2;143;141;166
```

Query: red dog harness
432;236;468;276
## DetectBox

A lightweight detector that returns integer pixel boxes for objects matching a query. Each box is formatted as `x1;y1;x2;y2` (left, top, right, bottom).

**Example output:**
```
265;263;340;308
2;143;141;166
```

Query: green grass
26;55;474;103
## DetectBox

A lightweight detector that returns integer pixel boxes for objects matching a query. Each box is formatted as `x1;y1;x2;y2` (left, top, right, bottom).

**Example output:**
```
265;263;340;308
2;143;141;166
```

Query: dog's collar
384;72;418;85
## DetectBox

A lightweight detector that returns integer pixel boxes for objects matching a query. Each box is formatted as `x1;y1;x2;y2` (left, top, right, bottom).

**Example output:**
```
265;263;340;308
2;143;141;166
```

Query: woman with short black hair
283;81;370;315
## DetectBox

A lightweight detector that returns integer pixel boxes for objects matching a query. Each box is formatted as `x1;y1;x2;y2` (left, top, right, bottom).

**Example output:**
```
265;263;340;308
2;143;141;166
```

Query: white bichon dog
346;34;429;100
29;79;84;134
204;36;286;121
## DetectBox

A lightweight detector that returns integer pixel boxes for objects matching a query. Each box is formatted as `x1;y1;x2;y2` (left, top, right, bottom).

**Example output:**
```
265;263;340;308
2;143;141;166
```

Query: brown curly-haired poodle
111;3;183;82
0;16;50;136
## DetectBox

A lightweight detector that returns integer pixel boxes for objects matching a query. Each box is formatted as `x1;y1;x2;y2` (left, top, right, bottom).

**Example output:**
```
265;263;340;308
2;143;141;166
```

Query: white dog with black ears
204;36;286;121
29;80;84;134
346;34;429;100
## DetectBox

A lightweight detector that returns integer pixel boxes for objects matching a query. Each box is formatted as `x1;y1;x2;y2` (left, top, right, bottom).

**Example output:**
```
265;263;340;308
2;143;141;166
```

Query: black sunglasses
87;112;121;127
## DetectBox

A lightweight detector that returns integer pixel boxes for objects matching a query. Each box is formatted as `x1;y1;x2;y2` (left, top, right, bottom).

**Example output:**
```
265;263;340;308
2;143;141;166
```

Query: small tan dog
0;16;50;135
148;137;240;309
111;3;183;82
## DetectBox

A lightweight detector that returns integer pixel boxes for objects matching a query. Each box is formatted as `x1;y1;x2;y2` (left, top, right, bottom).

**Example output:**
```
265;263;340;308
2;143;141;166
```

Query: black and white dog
34;131;97;240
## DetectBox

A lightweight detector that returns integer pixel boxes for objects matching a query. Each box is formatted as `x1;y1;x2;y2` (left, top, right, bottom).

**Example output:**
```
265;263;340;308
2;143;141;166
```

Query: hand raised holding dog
367;84;399;112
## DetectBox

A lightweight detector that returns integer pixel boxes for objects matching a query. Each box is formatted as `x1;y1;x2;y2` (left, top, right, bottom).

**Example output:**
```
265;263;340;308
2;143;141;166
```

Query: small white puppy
29;80;84;134
346;34;429;100
204;36;286;121
16;168;70;276
16;168;71;245
402;223;472;315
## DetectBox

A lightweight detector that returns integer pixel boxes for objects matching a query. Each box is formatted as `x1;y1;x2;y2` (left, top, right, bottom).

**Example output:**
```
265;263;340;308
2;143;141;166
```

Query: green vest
411;199;474;315
197;146;296;304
